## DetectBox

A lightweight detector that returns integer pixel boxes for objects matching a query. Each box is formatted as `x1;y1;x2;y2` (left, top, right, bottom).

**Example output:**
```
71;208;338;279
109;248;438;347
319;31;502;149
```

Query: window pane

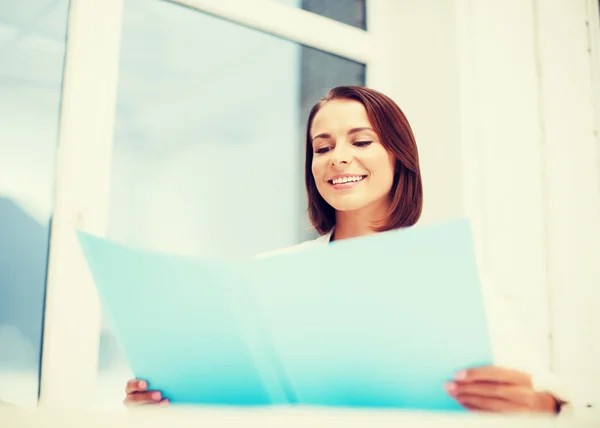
274;0;366;30
96;0;365;406
0;0;69;406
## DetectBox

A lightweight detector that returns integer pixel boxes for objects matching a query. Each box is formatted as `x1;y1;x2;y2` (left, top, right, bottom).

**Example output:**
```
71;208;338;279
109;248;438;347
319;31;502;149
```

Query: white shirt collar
315;229;334;244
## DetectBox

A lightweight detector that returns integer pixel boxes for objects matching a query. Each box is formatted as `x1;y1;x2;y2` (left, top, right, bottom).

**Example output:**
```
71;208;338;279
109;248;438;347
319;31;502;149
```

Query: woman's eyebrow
311;127;374;142
311;132;331;142
347;127;374;135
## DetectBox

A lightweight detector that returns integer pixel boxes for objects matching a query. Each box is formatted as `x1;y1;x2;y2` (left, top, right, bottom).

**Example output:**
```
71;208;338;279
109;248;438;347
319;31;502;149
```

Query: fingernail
444;382;457;396
139;380;147;390
159;399;169;406
455;370;467;381
152;392;162;401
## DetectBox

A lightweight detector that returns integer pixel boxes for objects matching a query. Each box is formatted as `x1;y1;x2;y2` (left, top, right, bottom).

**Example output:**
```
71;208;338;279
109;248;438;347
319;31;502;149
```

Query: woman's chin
324;192;391;216
325;198;372;213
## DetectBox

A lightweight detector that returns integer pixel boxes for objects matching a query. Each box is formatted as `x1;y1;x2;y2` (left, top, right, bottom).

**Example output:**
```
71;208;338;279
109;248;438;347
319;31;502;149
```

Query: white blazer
258;231;571;413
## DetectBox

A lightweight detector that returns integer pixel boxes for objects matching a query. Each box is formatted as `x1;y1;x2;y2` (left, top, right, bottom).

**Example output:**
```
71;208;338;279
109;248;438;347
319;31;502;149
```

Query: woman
124;86;568;414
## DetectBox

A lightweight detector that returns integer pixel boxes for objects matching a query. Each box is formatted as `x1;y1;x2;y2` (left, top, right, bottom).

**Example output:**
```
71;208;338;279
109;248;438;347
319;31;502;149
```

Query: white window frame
39;0;390;408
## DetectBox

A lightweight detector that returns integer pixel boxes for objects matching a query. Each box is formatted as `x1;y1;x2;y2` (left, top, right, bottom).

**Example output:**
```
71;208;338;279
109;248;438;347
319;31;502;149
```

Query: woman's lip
329;176;366;189
327;175;367;184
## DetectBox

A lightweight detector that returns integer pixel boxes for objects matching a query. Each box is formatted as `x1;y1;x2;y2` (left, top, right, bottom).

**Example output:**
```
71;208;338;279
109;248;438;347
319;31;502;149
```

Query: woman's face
310;99;395;214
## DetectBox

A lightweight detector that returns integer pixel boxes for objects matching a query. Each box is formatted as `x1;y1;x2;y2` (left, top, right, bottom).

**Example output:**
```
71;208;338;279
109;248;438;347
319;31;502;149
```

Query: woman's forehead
311;99;372;134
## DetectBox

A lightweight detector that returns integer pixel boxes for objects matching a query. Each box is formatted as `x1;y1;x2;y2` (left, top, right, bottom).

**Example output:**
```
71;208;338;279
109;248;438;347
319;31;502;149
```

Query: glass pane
274;0;366;30
0;0;69;406
96;0;365;406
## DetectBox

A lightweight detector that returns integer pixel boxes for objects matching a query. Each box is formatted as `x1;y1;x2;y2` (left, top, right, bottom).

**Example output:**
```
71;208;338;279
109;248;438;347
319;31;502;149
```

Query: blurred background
0;0;599;414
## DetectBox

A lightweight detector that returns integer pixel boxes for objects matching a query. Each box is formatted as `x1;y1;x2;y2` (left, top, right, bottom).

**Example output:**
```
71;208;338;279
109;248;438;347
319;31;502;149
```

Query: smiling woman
288;85;568;414
124;85;569;414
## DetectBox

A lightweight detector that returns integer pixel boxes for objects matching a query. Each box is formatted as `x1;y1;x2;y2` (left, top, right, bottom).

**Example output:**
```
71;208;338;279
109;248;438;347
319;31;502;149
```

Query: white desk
2;407;599;428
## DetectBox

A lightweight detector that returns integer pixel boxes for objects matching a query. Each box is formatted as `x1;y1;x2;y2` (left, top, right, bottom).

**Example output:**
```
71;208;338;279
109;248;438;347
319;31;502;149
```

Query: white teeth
332;176;364;185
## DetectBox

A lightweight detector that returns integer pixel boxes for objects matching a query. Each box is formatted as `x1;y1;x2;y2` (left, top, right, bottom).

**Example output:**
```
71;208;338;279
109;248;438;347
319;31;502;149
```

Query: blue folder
77;219;493;411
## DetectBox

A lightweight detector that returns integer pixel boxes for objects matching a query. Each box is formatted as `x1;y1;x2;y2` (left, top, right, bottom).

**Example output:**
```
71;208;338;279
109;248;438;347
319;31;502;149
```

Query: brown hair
305;86;423;234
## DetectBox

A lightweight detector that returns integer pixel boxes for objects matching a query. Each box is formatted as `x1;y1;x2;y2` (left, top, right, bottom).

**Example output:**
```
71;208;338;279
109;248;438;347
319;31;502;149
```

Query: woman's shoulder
255;232;332;259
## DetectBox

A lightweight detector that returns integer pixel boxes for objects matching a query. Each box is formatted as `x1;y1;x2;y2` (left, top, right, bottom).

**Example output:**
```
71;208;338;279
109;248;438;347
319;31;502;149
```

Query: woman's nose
329;144;352;166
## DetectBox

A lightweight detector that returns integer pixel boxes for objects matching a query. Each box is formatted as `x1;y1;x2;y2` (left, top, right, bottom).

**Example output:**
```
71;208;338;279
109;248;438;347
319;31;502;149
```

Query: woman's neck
333;202;389;241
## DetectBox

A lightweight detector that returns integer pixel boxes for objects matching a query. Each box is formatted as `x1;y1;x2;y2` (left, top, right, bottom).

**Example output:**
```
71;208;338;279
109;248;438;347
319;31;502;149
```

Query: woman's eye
354;141;372;147
315;147;331;154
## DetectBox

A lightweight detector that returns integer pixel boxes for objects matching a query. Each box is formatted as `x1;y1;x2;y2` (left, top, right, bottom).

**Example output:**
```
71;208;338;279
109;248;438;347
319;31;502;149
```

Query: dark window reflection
276;0;367;30
302;0;366;30
0;0;69;406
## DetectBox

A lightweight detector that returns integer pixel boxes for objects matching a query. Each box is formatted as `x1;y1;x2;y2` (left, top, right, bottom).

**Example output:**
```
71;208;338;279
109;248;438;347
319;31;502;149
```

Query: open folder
77;219;493;411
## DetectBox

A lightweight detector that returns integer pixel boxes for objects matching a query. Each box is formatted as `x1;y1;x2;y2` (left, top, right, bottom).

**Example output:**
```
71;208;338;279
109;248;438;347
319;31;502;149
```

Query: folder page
245;219;493;411
77;219;493;411
77;232;286;405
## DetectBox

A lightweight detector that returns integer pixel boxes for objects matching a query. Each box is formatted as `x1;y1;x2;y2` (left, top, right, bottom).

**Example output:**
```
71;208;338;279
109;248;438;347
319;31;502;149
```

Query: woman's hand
123;379;169;407
445;366;559;414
